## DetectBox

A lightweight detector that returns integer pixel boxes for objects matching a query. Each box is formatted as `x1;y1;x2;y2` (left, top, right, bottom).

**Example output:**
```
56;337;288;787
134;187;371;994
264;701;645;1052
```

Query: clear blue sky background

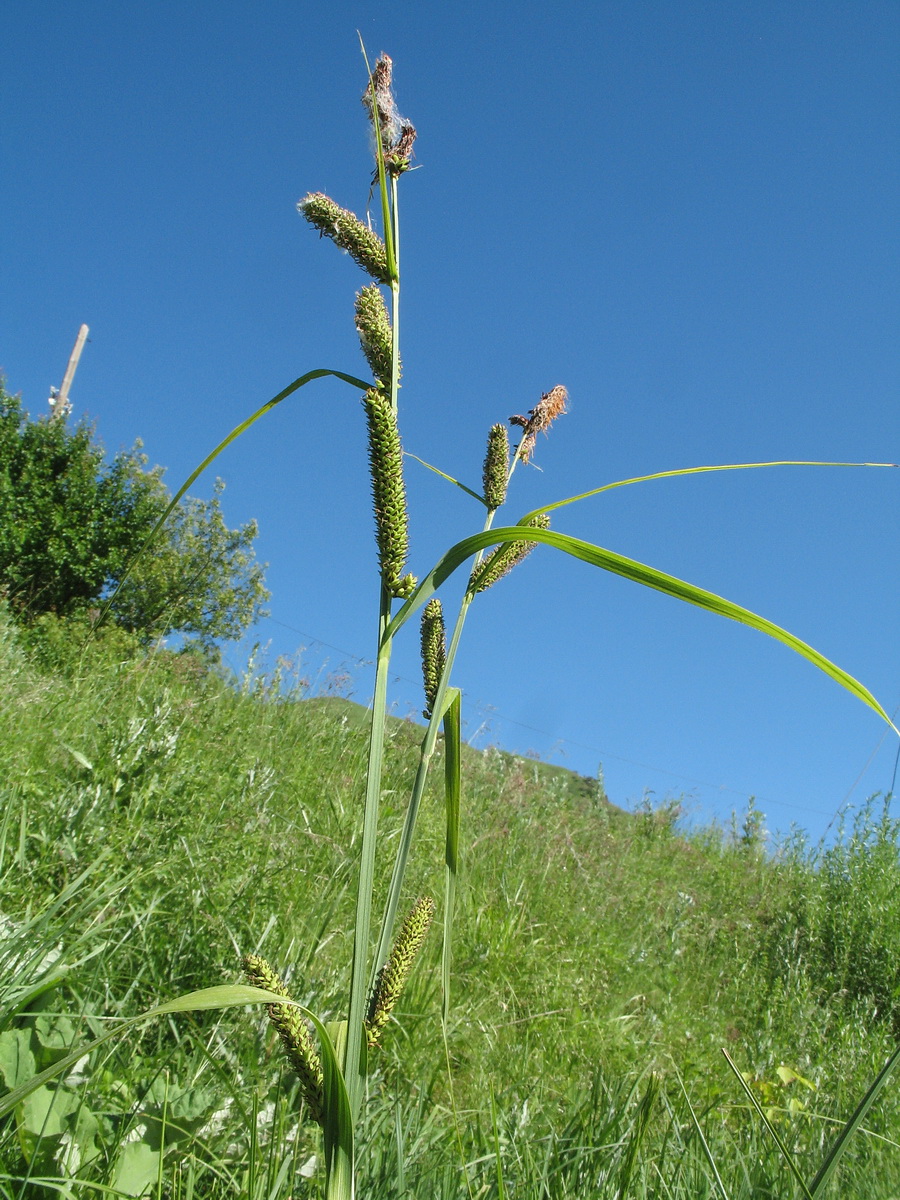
4;2;899;844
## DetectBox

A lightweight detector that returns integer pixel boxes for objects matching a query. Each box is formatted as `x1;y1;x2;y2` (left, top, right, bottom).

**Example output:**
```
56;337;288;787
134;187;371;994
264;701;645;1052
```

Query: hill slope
2;610;899;1196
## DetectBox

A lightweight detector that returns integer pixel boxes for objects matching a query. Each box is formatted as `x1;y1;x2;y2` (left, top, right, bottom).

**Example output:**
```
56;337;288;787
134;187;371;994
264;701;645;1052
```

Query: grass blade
0;985;341;1114
521;459;899;522
807;1042;900;1198
387;525;896;730
722;1049;813;1200
405;452;488;505
97;367;370;628
677;1075;731;1200
441;688;461;1023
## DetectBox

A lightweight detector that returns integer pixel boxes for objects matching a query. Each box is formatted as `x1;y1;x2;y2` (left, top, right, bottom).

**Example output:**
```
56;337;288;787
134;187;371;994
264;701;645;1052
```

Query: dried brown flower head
509;385;568;463
362;53;417;177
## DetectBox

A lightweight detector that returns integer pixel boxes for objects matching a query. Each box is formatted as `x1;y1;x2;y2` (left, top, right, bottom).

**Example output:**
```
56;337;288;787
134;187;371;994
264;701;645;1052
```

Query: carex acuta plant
27;46;897;1200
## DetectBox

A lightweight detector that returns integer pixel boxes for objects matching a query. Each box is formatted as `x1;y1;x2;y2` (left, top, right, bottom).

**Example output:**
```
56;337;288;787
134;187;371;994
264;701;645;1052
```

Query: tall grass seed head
355;285;395;388
509;385;569;463
365;895;435;1047
420;598;445;718
242;954;324;1125
469;513;551;594
362;388;411;593
363;54;417;176
482;423;510;510
298;193;390;283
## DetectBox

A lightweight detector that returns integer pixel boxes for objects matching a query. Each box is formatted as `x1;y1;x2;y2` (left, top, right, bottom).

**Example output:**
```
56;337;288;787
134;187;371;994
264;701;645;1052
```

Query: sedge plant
10;48;900;1200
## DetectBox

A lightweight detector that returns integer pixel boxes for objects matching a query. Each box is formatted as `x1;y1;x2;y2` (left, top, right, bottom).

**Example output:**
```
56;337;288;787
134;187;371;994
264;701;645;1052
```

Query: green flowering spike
392;572;417;599
298;193;390;283
482;424;510;510
242;954;324;1125
365;896;435;1048
362;389;410;593
469;513;551;594
420;598;445;719
355;285;395;388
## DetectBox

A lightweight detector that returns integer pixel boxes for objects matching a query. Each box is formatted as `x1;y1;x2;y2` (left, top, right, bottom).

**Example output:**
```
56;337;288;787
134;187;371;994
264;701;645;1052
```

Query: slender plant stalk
343;593;392;1122
343;58;407;1143
373;452;524;973
389;174;401;413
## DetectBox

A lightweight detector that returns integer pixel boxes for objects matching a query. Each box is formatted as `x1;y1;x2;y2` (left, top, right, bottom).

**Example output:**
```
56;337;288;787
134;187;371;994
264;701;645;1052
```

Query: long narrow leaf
0;984;347;1118
405;451;488;506
808;1042;900;1198
387;525;896;730
677;1076;731;1200
722;1049;813;1200
98;368;370;624
521;459;898;523
441;688;461;1023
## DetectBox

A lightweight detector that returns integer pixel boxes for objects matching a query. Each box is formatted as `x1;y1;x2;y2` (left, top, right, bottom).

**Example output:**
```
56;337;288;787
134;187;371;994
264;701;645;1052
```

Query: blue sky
4;2;899;843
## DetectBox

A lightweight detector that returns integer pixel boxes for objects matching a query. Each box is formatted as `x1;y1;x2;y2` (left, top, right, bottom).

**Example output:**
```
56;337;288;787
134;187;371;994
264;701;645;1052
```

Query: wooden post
50;323;89;420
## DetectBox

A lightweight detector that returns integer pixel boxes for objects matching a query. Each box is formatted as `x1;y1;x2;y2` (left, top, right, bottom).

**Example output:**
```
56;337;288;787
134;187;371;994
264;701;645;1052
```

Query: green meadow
1;611;899;1198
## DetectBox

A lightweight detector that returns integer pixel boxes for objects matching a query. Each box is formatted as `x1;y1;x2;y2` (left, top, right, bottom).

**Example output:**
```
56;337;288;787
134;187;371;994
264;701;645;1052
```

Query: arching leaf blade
520;459;899;523
387;526;895;731
96;368;370;628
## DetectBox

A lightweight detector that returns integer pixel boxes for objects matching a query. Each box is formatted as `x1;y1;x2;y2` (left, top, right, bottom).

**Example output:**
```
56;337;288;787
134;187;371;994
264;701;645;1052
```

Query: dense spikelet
469;513;551;594
242;954;324;1124
355;285;395;387
482;424;510;510
509;385;569;463
365;896;435;1047
362;54;417;177
420;598;445;718
298;193;390;283
362;388;413;595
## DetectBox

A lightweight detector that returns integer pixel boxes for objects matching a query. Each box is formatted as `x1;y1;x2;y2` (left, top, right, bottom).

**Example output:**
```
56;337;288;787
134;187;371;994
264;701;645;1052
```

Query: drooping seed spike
365;896;435;1048
298;193;390;283
420;598;446;719
362;388;410;593
469;513;551;594
355;285;395;388
242;954;324;1125
482;424;510;510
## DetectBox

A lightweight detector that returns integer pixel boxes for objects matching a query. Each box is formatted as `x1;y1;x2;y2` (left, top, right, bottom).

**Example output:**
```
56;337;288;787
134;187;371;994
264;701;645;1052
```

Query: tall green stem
373;452;523;973
344;589;392;1122
389;174;401;413
344;174;404;1125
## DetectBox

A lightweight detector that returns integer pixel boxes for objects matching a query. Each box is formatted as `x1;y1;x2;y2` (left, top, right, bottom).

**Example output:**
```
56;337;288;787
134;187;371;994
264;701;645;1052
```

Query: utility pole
48;323;89;420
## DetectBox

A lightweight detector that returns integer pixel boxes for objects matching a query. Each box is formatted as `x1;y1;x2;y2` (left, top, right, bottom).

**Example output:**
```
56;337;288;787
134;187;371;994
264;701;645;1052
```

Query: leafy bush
0;386;268;646
771;799;900;1029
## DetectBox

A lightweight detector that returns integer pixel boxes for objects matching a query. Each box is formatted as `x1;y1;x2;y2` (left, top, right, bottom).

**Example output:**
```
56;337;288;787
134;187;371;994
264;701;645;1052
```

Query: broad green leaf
113;1141;160;1198
0;1030;35;1091
387;525;896;731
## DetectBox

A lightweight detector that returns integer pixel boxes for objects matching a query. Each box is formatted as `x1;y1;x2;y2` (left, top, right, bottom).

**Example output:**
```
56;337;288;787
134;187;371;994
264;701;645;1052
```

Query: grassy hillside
1;608;899;1197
